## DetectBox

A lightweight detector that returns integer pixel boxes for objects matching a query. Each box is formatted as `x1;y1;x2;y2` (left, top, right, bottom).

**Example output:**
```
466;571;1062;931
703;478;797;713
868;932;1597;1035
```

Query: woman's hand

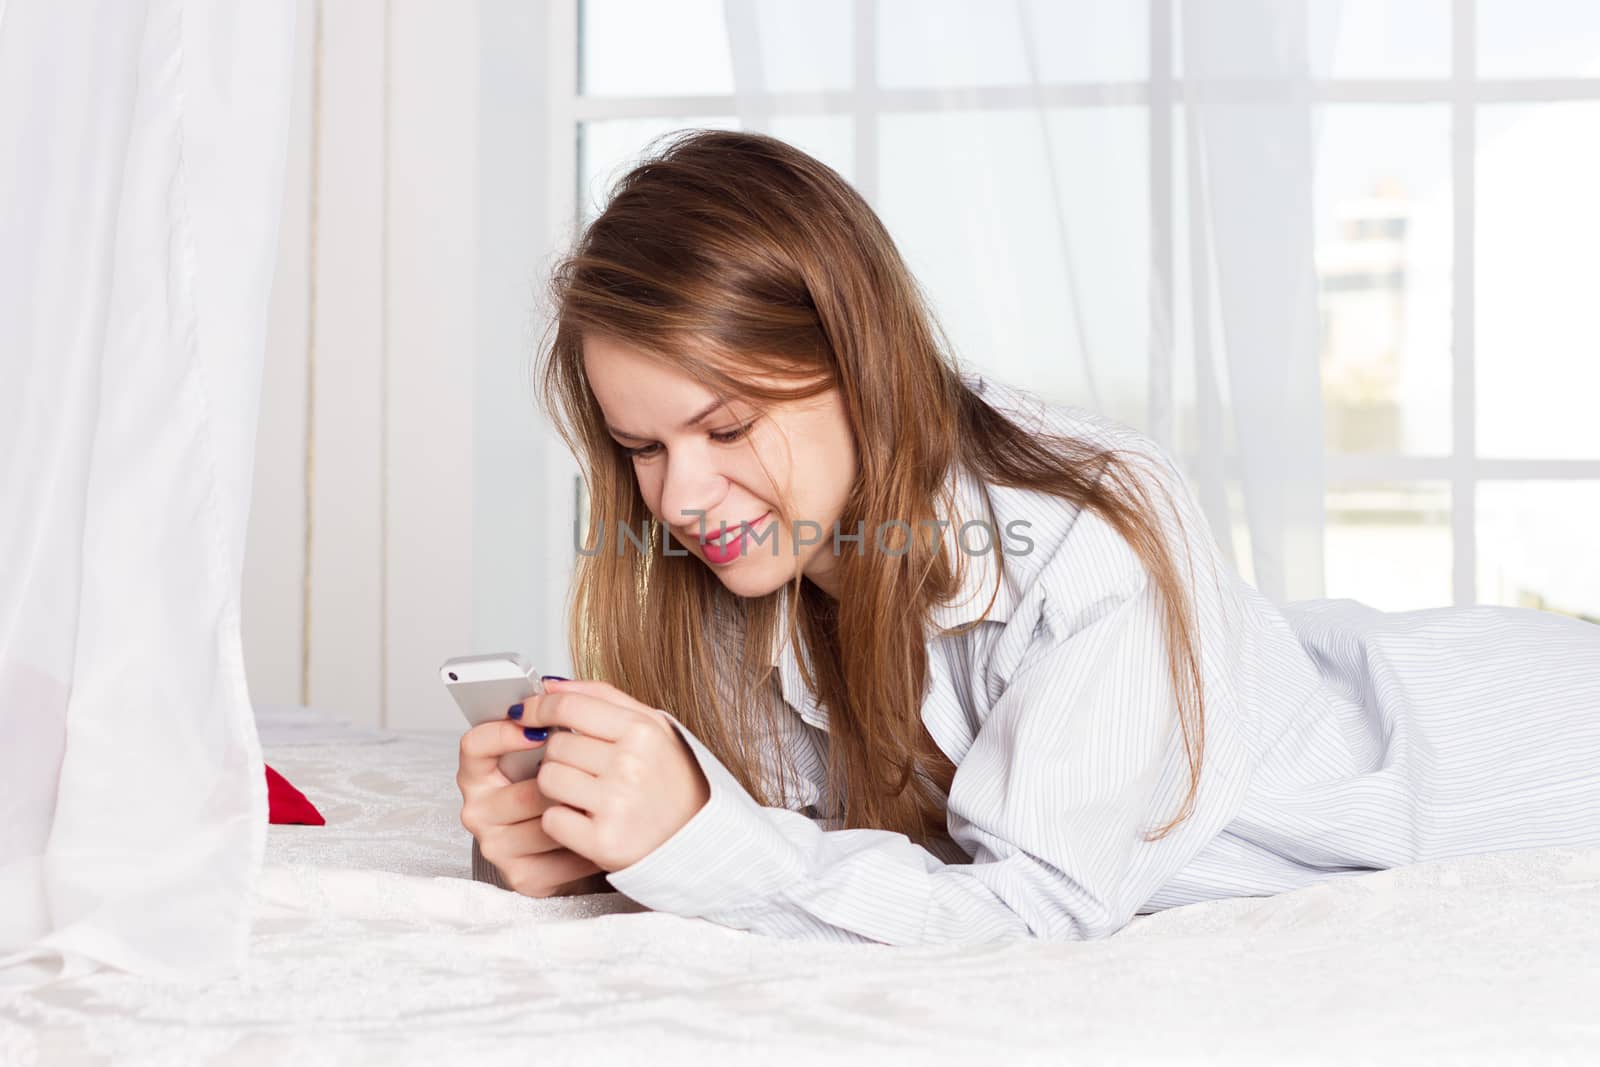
456;720;609;897
525;678;712;872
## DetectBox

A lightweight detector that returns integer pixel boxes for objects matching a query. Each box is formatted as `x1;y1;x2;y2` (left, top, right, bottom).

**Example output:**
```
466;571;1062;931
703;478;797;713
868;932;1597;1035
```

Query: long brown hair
536;129;1207;851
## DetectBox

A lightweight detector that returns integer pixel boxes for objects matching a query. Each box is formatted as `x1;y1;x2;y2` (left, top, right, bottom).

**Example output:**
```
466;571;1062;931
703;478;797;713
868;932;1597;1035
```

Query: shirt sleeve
606;453;1260;945
470;836;512;890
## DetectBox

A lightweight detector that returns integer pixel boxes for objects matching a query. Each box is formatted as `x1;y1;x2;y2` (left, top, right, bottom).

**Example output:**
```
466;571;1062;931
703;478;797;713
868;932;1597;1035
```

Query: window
555;0;1600;621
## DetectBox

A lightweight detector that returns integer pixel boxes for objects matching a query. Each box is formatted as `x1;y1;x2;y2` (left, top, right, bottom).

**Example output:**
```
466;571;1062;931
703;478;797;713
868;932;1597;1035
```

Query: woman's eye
622;442;662;459
710;420;756;444
621;419;755;461
620;419;752;460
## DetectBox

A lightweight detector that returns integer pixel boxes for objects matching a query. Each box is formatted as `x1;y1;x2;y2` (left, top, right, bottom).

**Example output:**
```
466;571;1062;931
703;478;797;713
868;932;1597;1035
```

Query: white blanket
3;722;1597;1065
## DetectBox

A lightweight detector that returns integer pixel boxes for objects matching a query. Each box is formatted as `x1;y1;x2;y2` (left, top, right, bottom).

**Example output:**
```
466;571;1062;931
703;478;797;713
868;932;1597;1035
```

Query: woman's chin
709;555;789;598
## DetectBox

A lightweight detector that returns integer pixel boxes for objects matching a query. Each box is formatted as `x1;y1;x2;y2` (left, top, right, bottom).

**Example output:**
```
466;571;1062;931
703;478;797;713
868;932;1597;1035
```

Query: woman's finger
539;729;613;777
478;775;552;826
544;678;665;720
538;798;597;857
536;758;608;815
526;688;640;742
499;847;604;899
477;811;562;861
459;718;548;786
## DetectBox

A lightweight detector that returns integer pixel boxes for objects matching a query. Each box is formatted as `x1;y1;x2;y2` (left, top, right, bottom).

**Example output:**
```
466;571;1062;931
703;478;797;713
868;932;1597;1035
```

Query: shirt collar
926;460;1020;633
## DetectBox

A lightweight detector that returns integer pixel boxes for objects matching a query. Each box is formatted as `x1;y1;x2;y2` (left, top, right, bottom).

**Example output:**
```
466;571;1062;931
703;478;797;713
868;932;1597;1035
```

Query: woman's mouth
700;511;771;565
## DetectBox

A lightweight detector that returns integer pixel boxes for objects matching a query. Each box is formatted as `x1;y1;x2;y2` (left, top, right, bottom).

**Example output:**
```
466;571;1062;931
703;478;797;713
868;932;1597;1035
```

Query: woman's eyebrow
605;397;729;441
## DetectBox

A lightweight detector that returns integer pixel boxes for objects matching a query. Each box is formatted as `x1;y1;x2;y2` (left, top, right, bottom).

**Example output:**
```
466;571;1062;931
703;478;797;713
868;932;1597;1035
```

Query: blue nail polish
540;674;569;682
524;726;548;742
507;703;524;719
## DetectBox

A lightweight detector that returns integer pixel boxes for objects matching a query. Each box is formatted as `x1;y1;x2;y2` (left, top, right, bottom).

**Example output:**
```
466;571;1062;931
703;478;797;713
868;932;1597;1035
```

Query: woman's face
583;333;858;599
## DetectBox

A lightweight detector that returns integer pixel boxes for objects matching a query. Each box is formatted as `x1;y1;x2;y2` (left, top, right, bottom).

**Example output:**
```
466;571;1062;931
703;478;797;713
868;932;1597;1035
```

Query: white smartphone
440;651;550;782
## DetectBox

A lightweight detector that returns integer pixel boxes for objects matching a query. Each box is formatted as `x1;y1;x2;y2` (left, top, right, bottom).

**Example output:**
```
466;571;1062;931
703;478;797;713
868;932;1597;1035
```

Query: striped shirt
602;375;1600;945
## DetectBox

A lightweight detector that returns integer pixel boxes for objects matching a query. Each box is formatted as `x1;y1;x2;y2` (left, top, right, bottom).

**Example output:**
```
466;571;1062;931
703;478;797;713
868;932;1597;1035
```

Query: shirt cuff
470;836;512;891
604;711;805;916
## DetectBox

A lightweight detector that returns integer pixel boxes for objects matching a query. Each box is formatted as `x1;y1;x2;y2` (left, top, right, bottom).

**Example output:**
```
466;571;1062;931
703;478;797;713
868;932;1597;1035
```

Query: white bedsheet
3;720;1597;1065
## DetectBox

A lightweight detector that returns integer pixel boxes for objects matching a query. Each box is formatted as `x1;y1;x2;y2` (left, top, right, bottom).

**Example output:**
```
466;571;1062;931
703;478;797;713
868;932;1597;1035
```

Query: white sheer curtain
717;0;1331;603
1179;0;1327;601
0;0;296;988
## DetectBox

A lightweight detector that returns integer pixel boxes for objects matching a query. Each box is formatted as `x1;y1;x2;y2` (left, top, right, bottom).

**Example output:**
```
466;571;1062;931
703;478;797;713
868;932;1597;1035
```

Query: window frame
554;0;1600;610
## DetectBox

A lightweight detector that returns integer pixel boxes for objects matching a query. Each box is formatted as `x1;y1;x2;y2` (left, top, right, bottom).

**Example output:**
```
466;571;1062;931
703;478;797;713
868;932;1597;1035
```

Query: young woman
456;129;1600;944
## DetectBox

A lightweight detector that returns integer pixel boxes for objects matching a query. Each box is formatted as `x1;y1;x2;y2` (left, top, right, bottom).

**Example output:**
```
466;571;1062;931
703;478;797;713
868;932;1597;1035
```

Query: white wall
244;0;578;731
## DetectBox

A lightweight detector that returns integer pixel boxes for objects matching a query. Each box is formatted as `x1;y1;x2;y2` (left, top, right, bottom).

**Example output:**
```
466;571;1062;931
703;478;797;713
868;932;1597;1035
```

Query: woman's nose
657;451;725;533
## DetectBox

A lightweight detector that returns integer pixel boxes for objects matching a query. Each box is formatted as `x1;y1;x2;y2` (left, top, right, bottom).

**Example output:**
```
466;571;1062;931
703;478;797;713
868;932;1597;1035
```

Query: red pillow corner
265;763;326;826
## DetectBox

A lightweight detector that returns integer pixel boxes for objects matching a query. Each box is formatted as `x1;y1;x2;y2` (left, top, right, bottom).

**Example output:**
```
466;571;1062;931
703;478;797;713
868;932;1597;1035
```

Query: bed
3;705;1597;1065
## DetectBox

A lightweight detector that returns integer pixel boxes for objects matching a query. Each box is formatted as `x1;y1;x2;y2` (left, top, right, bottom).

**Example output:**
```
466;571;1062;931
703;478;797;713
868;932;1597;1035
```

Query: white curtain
718;0;1332;603
1178;0;1327;602
0;0;297;988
